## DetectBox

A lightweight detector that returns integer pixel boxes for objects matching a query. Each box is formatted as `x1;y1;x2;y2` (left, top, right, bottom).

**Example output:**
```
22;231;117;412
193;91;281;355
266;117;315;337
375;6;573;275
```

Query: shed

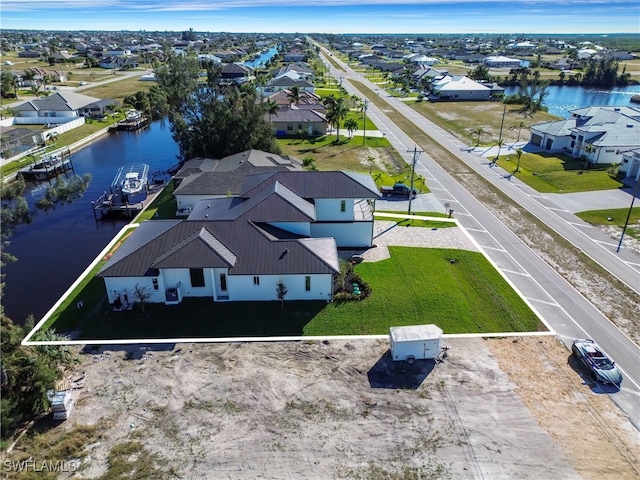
389;324;443;363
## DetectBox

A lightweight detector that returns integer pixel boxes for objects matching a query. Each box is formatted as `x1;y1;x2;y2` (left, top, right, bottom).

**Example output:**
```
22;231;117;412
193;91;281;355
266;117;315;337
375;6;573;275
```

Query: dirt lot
7;337;638;480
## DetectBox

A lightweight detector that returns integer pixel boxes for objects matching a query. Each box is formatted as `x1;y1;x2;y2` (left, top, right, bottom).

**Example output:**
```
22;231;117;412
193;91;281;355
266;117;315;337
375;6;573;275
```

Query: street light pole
617;172;640;252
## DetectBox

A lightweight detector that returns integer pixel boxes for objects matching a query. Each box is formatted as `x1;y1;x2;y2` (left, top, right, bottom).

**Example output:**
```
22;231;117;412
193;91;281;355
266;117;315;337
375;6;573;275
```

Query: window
305;276;311;291
190;268;205;287
298;124;303;130
253;276;260;286
219;273;227;291
152;278;159;291
340;200;346;212
287;124;293;131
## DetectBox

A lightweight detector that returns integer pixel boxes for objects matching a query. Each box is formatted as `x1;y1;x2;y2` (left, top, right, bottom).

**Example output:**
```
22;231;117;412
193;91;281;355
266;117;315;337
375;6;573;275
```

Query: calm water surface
3;121;179;324
243;47;278;69
503;84;640;117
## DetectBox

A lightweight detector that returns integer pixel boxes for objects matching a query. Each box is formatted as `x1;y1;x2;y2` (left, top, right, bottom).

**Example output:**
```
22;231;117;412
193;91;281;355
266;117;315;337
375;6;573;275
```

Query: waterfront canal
3;121;179;325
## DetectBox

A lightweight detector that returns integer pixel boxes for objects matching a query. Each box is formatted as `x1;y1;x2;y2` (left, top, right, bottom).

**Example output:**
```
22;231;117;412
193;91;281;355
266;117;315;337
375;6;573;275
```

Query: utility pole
617;172;640;252
362;99;368;146
407;146;422;215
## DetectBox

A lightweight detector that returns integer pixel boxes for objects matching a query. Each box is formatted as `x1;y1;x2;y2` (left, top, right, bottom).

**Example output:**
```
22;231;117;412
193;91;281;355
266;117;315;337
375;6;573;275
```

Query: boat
112;163;149;197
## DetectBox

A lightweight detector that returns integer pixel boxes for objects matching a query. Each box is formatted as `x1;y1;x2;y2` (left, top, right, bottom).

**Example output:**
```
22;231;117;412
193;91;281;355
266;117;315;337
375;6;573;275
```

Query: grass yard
410;100;559;147
276;135;404;173
376;211;454;229
80;75;154;103
498;151;624;193
45;246;542;340
576;207;640;241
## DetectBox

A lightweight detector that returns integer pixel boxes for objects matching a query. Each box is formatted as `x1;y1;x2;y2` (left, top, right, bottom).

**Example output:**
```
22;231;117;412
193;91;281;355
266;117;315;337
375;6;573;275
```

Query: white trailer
389;324;443;364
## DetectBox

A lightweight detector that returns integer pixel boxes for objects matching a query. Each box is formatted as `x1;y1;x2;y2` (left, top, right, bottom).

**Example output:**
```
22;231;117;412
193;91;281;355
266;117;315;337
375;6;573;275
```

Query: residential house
620;149;640;180
270;106;327;138
11;91;118;124
18;50;42;59
482;56;522;69
265;89;324;109
284;47;306;62
97;170;380;307
431;75;499;101
529;106;640;176
173;150;303;212
221;63;253;83
266;76;315;93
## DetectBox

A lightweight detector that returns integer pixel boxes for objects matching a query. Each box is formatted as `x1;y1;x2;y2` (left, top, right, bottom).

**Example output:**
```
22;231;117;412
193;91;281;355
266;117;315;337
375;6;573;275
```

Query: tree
155;53;280;161
582;143;596;169
469;64;490;81
509;121;526;145
264;98;279;122
132;283;152;314
366;155;375;174
513;148;523;174
276;280;288;310
302;156;317;171
344;118;358;138
493;138;505;164
373;172;383;186
471;127;484;146
322;95;348;142
286;85;302;105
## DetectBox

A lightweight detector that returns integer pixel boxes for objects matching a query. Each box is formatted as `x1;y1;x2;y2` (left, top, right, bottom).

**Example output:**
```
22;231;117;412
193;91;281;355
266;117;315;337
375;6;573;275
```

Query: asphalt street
316;46;640;428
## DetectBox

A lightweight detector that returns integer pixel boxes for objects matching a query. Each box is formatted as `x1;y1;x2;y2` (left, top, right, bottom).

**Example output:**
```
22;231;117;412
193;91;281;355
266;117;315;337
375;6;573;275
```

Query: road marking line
464;227;489;233
568;222;592;228
546;206;571;212
480;245;507;252
525;297;560;307
501;269;531;277
594;240;622;248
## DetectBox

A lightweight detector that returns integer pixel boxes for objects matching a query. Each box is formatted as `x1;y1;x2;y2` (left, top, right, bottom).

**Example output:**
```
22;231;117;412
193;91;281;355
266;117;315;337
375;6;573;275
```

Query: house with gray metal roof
529;106;640;176
11;91;118;124
97;169;379;307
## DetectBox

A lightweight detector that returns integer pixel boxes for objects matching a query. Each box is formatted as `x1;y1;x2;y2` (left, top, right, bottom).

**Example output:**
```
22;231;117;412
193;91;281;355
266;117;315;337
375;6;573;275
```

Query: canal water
3;121;179;325
243;47;279;69
503;84;640;118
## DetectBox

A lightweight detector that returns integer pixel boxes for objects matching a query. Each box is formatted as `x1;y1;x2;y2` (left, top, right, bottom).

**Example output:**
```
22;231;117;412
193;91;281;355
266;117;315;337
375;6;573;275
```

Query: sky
1;0;638;34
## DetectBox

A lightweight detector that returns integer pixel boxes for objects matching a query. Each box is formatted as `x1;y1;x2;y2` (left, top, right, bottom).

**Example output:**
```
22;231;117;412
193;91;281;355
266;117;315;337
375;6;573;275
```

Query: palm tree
344;118;358;138
471;127;484;146
264;98;278;122
366;155;375;174
582;143;596;169
513;148;523;174
286;85;302;106
509;121;527;146
373;172;383;186
322;95;349;141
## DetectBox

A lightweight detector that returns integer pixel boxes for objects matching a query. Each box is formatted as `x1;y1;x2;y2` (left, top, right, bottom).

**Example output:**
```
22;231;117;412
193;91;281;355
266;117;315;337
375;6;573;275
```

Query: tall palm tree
493;138;505;165
582;143;596;169
322;95;349;141
509;121;527;146
373;172;383;186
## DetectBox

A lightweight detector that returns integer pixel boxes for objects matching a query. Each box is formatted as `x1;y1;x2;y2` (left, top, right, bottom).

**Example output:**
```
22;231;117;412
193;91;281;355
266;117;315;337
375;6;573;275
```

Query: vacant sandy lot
10;337;637;480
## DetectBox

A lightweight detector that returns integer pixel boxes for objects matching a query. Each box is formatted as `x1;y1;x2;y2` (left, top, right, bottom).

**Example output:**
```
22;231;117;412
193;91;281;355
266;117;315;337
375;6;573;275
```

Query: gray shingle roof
270;106;327;123
13;91;101;112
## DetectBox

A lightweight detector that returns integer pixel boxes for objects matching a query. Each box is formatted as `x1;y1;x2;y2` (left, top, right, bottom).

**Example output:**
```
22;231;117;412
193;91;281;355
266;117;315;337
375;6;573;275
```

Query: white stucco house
431;75;502;101
97;170;380;307
11;91;117;124
483;56;522;69
529;106;640;176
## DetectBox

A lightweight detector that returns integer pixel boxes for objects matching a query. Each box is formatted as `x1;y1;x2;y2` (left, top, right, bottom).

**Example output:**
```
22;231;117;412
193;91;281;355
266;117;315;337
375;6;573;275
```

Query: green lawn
576;207;640;241
45;246;542;340
498;151;624;193
376;211;455;229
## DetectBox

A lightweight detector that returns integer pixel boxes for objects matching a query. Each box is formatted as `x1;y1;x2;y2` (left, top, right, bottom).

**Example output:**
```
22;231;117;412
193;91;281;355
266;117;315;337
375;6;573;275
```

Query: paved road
315;44;640;428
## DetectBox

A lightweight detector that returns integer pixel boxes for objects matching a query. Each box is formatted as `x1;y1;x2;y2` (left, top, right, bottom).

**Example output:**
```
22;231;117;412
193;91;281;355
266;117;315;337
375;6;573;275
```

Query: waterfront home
431;75;502;101
97;170;380;306
482;56;522;69
529;106;640;176
11;91;118;124
173;150;303;213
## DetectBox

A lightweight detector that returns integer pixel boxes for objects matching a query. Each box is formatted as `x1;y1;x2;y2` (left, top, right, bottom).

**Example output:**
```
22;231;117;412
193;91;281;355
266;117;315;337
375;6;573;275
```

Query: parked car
78;81;87;86
379;182;417;198
571;339;622;385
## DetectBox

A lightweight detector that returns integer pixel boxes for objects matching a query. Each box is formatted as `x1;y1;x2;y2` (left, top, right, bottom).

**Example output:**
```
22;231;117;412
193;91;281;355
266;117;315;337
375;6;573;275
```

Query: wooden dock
110;115;150;132
19;147;74;181
91;189;145;220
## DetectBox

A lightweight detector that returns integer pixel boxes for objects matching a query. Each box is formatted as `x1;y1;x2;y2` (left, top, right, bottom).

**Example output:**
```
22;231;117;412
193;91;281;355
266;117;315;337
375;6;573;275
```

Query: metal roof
239;171;382;199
